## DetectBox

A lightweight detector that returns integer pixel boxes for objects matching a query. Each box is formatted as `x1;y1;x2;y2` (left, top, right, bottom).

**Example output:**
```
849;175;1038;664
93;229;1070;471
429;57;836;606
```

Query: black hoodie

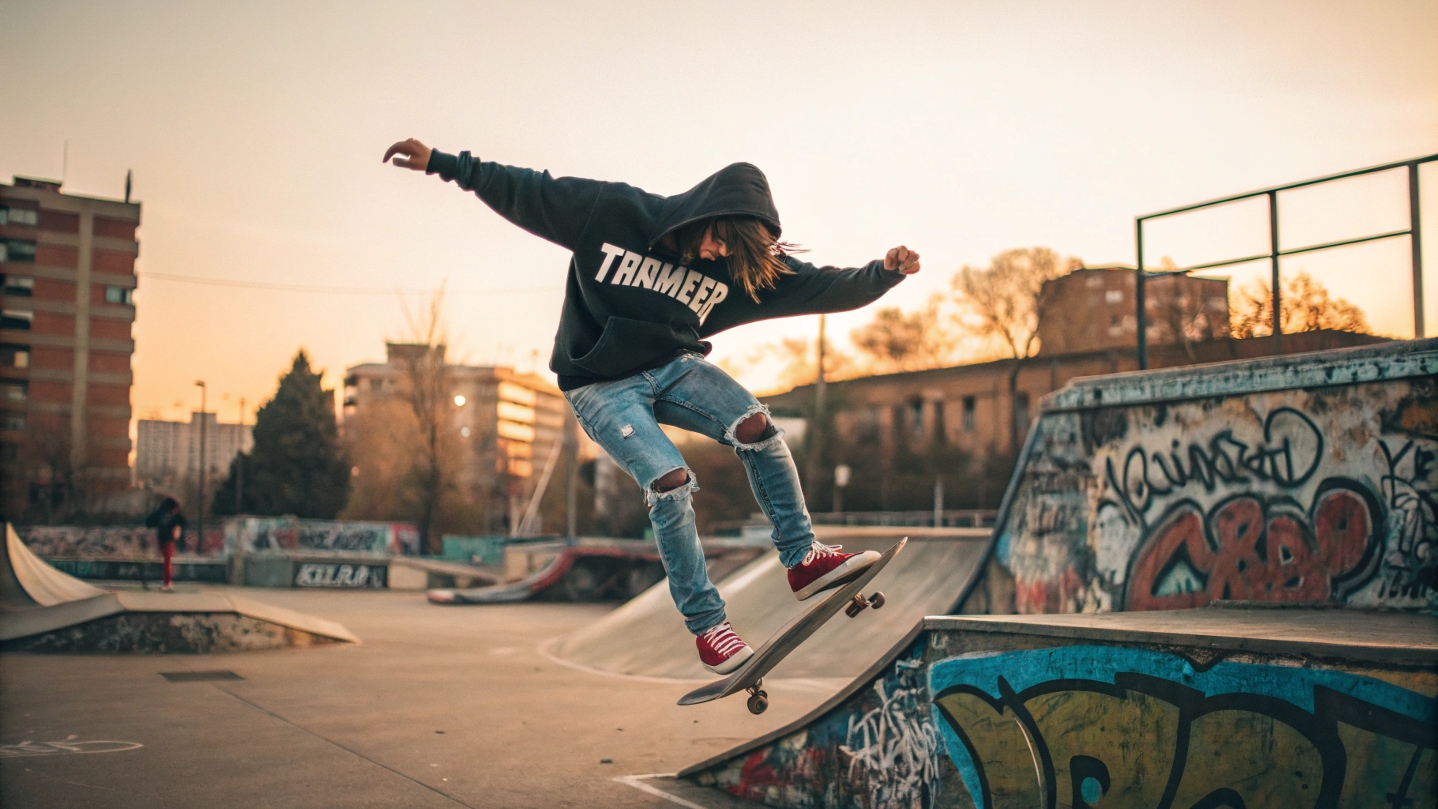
426;150;906;391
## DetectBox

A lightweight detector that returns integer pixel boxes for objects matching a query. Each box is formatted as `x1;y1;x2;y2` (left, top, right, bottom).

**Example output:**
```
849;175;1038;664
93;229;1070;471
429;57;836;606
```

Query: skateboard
678;537;907;715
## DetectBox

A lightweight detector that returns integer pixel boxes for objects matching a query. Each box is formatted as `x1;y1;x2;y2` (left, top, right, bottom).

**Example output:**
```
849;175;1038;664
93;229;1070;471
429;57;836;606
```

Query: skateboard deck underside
678;538;907;706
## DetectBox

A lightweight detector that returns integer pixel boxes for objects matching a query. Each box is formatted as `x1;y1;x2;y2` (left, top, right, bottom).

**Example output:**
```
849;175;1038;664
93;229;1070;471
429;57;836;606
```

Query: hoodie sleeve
427;149;607;251
762;255;907;318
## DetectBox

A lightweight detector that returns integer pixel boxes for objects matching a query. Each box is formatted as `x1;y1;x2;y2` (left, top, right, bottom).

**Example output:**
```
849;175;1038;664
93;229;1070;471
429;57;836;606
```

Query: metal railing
1134;153;1435;368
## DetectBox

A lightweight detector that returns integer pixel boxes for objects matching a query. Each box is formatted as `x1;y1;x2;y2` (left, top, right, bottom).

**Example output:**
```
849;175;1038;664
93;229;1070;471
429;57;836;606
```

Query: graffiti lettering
236;517;418;556
931;647;1438;809
841;657;943;806
1124;480;1380;609
1106;407;1324;521
293;563;386;589
1376;439;1438;602
0;735;144;758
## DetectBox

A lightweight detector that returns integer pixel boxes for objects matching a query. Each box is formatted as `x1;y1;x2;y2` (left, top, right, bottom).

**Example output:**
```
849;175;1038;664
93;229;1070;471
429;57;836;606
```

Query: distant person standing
144;497;186;592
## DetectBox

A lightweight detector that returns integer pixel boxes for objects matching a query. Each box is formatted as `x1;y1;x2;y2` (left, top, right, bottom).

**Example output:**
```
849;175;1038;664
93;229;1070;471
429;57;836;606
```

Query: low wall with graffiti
225;517;418;557
978;339;1437;614
19;525;227;558
18;517;420;561
682;612;1438;809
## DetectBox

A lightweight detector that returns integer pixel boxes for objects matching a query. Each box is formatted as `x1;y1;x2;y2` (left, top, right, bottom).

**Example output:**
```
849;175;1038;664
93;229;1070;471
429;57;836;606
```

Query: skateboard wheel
747;692;768;715
870;592;885;609
845;601;863;618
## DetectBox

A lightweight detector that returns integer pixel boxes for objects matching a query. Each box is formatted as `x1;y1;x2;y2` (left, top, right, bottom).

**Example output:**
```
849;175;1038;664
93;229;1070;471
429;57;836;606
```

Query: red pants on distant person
161;542;174;587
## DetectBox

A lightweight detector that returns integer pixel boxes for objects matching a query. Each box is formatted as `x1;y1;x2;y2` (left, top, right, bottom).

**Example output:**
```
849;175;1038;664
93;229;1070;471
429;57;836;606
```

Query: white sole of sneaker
702;644;753;675
794;550;881;601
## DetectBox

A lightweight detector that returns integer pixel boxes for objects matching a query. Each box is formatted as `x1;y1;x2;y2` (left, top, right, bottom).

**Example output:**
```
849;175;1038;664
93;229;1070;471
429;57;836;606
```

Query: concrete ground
1;585;842;808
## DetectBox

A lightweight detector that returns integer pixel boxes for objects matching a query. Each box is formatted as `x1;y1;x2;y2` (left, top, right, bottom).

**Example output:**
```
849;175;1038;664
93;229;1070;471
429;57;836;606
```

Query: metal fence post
1268;190;1282;355
1411;162;1425;339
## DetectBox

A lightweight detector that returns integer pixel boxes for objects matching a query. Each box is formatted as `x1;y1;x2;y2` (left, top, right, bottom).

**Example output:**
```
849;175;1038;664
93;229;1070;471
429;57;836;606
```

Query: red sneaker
788;542;880;601
697;622;753;674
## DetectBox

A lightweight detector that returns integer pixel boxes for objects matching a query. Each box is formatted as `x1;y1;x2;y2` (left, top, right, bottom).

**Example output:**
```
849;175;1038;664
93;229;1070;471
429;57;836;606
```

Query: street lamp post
195;380;207;554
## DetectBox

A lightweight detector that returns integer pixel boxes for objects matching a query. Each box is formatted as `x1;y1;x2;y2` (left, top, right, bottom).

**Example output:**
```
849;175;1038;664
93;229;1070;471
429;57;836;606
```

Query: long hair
675;217;802;302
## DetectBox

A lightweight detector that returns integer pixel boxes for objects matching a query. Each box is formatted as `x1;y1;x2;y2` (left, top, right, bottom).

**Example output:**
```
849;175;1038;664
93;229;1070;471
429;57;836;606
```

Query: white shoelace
801;542;843;567
701;622;747;656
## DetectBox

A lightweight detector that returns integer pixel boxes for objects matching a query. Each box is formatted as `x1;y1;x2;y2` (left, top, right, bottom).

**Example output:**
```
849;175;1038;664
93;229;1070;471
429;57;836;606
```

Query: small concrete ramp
549;532;989;681
1;523;357;652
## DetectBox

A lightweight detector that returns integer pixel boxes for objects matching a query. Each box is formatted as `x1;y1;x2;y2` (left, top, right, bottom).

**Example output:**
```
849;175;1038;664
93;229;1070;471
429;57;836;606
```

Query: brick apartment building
344;344;574;534
0;177;139;519
1037;268;1230;355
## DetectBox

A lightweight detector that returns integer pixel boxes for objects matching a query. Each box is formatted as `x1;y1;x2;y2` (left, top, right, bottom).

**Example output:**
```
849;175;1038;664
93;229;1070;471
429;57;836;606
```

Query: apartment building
0;177;139;519
135;412;253;490
1037;268;1231;355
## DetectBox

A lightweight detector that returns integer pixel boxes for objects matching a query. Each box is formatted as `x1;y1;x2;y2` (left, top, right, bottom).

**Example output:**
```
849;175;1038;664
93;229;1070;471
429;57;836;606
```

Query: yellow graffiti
935;680;1437;809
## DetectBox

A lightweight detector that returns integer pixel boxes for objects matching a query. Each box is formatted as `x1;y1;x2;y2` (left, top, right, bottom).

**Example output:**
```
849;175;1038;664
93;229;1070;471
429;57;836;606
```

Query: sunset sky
2;1;1434;427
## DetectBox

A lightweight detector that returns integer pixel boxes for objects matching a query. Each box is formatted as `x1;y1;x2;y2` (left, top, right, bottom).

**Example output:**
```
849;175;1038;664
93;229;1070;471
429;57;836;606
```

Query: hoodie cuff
426;149;461;181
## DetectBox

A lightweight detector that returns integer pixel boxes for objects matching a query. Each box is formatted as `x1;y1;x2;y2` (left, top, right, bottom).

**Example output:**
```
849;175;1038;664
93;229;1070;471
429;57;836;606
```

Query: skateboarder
144;496;186;591
385;139;920;673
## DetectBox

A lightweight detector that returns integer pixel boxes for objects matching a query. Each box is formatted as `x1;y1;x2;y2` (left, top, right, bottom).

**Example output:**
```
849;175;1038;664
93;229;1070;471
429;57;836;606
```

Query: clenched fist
884;246;921;275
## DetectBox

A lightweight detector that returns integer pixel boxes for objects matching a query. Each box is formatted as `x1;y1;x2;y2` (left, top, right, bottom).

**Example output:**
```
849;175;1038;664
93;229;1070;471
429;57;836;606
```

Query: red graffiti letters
1126;481;1379;610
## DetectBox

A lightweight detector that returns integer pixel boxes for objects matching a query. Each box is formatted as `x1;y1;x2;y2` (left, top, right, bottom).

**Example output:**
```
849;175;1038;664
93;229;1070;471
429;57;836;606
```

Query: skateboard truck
745;679;768;715
844;591;885;618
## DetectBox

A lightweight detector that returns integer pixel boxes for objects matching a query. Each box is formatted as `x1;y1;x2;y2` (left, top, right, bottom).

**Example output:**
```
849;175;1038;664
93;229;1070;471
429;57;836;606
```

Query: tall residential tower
0;176;139;519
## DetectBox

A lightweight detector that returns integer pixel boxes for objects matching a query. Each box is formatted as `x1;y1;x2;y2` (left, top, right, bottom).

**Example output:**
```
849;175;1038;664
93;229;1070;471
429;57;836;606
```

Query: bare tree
951;247;1073;450
743;335;860;393
1231;270;1370;339
398;286;457;555
850;294;960;374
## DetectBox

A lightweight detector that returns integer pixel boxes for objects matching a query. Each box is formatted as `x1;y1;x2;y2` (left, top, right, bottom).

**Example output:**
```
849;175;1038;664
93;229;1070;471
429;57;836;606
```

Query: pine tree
214;350;350;518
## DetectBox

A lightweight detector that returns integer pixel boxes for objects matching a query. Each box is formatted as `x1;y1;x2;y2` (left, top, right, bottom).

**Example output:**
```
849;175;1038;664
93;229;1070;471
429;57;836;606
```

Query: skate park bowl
1;524;358;653
622;338;1438;807
548;528;990;681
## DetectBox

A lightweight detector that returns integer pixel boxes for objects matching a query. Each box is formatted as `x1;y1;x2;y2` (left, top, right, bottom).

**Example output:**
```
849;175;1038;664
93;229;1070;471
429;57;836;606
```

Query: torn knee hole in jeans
646;467;698;506
727;405;785;451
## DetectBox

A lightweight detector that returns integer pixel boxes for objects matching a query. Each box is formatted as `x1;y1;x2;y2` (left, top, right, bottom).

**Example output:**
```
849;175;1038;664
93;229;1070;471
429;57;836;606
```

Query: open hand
384;138;432;171
884;246;921;275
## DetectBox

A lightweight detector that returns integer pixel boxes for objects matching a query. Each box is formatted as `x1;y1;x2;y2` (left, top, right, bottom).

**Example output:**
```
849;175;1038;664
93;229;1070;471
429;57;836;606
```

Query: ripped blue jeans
563;352;816;634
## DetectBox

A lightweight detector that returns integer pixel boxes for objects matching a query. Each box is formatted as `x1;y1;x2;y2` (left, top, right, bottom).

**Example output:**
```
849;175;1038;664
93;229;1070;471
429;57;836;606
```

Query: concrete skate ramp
676;608;1438;807
1;523;357;652
550;532;989;680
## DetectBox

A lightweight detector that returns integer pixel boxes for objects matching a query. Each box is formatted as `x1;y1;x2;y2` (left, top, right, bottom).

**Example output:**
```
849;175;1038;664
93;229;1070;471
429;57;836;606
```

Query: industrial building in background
344;343;576;536
0;176;139;521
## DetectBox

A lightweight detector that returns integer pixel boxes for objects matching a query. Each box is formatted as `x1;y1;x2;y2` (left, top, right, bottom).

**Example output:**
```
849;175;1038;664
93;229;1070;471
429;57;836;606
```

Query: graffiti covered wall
20;525;226;558
991;341;1437;613
686;621;1438;809
931;646;1437;809
226;517;418;557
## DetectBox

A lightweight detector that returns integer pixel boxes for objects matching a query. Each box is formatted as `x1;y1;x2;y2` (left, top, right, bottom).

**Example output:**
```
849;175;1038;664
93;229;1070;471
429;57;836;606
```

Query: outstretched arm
384;138;608;251
763;246;920;318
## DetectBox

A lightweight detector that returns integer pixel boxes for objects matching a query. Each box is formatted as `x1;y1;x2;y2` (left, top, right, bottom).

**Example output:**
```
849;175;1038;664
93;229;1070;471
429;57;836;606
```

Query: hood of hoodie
648;162;782;250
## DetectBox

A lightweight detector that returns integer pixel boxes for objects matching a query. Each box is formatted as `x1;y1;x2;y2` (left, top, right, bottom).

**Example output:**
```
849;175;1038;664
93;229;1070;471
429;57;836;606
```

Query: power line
137;271;560;297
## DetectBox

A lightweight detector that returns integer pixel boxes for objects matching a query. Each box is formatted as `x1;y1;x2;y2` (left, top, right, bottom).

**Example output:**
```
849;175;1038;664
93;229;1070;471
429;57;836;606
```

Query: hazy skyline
2;0;1434;426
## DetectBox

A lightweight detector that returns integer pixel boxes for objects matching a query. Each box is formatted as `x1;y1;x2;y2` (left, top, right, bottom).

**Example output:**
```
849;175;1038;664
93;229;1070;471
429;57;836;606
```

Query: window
899;398;924;439
2;381;26;402
1015;392;1031;438
2;414;24;432
0;442;16;463
0;239;37;263
104;286;133;304
1;310;33;331
932;400;947;444
0;344;27;368
3;276;34;296
0;206;38;227
962;396;976;432
1105;289;1124;304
